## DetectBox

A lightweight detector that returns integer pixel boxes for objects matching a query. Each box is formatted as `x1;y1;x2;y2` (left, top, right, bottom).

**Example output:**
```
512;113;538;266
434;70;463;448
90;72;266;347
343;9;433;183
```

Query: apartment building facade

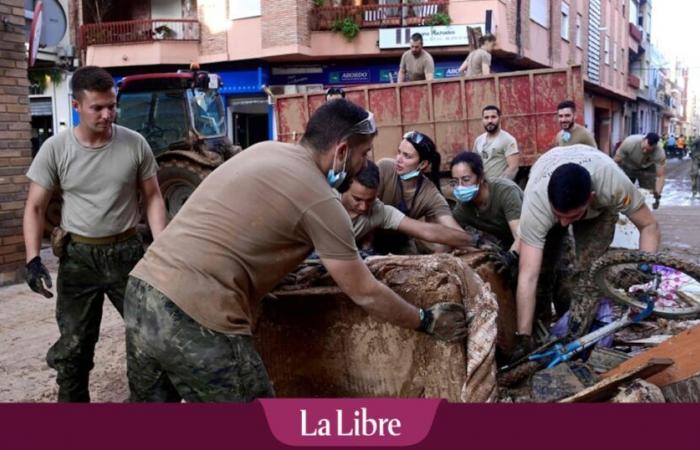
73;0;682;153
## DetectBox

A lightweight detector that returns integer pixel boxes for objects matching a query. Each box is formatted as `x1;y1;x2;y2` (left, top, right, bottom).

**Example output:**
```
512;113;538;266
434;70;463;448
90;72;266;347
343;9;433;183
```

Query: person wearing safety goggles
374;131;465;254
123;99;470;402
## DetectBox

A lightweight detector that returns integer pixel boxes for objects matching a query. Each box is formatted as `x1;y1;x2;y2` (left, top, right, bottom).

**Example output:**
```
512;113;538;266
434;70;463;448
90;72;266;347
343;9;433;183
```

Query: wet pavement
658;157;700;208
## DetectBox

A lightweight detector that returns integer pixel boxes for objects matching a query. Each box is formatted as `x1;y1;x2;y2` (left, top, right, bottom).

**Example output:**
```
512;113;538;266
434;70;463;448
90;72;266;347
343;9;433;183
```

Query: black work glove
25;256;53;298
417;302;470;342
508;333;536;365
652;192;661;210
490;249;519;275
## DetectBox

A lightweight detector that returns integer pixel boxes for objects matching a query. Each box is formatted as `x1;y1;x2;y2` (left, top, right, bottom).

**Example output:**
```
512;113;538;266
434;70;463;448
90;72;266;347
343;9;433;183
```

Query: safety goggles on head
347;111;377;135
403;130;426;148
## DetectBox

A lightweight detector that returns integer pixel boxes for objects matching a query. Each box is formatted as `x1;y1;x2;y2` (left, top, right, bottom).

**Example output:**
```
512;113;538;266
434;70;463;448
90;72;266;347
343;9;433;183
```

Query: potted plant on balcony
425;11;450;26
331;16;360;42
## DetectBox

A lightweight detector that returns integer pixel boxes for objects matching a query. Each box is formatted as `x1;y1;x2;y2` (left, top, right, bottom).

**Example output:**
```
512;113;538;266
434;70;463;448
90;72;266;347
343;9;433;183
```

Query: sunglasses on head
403;130;427;147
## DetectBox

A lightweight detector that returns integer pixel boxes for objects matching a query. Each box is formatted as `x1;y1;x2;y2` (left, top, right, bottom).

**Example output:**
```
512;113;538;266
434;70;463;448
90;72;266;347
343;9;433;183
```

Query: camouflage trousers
538;210;618;338
124;277;275;402
47;235;144;402
621;164;656;191
690;157;700;194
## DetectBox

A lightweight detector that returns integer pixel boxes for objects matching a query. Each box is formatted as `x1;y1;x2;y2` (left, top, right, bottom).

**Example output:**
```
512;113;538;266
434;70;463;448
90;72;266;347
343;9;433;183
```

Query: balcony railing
629;22;643;42
80;19;200;49
310;1;449;31
628;74;641;89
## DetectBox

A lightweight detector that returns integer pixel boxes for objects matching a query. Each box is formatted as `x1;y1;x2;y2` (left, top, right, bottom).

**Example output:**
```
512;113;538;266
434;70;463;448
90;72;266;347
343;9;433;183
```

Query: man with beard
397;33;435;83
554;100;597;148
472;105;520;180
124;100;469;402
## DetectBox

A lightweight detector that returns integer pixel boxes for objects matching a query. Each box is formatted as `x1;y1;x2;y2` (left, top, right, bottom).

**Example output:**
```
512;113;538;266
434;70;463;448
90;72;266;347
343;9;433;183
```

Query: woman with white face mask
450;151;523;255
374;131;464;254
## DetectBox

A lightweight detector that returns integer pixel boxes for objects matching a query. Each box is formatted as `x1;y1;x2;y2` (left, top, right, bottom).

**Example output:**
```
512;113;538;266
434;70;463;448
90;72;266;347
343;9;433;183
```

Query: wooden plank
602;323;700;387
559;358;673;403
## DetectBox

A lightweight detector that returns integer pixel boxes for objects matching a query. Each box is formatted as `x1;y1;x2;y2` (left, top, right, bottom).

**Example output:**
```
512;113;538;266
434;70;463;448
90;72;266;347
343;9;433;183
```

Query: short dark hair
547;163;592;212
301;99;373;153
645;132;660;145
557;100;576;112
71;66;114;99
411;33;423;43
353;160;380;190
326;87;345;99
482;105;501;116
479;34;497;46
450;151;484;179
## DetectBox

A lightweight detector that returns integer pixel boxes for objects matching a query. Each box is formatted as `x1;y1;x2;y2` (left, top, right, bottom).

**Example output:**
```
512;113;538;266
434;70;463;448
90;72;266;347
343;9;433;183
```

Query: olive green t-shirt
376;158;451;221
399;49;435;81
26;125;158;237
473;129;519;179
555;124;597;148
463;48;492;77
131;142;358;335
616;134;666;170
519;146;645;249
452;178;523;246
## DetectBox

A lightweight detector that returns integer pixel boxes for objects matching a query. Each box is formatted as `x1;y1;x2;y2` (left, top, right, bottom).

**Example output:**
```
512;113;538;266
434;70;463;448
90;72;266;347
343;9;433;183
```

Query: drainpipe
515;0;523;57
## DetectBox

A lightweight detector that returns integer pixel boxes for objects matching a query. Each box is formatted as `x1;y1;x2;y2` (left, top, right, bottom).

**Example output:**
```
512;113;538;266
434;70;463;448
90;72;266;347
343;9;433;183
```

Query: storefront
217;67;271;147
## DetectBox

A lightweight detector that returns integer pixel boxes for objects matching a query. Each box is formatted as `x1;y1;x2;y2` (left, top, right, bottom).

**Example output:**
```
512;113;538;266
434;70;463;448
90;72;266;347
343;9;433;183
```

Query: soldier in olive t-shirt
452;178;523;248
614;133;666;199
473;129;519;180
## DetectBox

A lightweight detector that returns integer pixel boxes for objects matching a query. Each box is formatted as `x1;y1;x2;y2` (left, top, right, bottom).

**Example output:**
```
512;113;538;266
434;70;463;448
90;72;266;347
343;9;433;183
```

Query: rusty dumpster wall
274;66;584;168
254;254;500;402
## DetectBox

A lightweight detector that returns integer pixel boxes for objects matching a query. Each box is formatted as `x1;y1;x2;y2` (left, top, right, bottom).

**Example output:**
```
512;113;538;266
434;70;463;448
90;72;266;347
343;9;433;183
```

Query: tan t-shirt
519;146;645;249
26;125;158;237
463;48;492;77
452;178;523;246
473;129;519;179
555;124;597;148
131;142;358;335
616;134;666;170
352;199;406;241
376;158;451;221
399;50;435;81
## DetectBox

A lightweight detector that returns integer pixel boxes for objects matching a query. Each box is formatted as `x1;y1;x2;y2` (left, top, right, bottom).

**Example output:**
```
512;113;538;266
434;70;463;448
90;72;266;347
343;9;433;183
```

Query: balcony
628;74;641;89
309;1;449;31
629;23;643;43
80;19;200;49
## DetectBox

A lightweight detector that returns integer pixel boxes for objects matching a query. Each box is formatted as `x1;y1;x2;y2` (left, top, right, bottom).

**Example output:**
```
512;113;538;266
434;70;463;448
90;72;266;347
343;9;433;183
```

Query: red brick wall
0;0;31;285
262;0;311;49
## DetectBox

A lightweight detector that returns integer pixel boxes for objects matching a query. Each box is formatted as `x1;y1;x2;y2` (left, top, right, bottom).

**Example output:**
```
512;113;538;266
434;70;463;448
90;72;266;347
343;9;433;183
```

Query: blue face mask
453;184;480;203
327;146;349;189
562;131;572;143
399;169;421;181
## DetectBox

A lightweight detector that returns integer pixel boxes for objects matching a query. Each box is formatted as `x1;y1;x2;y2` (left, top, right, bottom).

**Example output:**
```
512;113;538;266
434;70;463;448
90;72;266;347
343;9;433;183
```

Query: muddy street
1;158;699;402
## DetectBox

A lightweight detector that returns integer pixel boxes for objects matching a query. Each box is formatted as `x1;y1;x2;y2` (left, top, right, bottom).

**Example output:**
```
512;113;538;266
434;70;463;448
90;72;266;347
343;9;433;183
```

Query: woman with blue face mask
450;151;523;255
374;131;465;254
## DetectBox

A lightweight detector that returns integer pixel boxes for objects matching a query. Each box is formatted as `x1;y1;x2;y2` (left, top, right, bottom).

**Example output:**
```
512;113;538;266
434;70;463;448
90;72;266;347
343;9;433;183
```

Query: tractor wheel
158;159;211;220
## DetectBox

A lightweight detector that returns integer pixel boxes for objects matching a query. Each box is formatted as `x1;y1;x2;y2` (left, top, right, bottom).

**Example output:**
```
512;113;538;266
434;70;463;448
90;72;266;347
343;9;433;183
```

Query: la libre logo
300;407;402;437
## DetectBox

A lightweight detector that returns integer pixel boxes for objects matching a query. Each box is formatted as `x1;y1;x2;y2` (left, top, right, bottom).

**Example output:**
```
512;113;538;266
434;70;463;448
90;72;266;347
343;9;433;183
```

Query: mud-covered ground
1;158;698;403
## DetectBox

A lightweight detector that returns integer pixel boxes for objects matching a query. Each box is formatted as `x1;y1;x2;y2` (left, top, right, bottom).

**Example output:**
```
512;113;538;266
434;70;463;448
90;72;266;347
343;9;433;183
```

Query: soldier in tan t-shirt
125;100;469;402
513;146;660;360
554;100;597;148
472;105;519;180
341;160;477;247
374;131;464;254
397;33;435;82
459;34;496;77
23;66;167;402
614;133;666;209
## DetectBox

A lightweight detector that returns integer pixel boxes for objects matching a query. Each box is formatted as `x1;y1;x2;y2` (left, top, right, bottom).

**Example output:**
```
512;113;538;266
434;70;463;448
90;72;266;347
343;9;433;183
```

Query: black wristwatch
417;307;434;333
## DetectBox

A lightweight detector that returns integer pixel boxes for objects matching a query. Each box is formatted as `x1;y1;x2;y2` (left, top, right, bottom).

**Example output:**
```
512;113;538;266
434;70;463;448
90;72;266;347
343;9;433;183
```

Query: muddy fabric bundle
255;253;499;402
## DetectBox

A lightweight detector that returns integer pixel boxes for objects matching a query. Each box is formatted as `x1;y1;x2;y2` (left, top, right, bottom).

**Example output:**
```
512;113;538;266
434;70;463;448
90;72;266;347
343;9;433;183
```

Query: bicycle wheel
591;250;700;319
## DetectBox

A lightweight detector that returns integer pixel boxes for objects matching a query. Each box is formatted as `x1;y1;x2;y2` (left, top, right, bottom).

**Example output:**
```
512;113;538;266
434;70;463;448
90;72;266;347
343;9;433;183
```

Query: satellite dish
28;1;43;67
39;0;67;47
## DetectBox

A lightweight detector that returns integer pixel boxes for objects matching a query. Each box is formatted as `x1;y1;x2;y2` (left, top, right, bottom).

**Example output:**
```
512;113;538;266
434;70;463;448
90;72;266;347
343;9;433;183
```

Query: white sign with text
378;24;484;49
